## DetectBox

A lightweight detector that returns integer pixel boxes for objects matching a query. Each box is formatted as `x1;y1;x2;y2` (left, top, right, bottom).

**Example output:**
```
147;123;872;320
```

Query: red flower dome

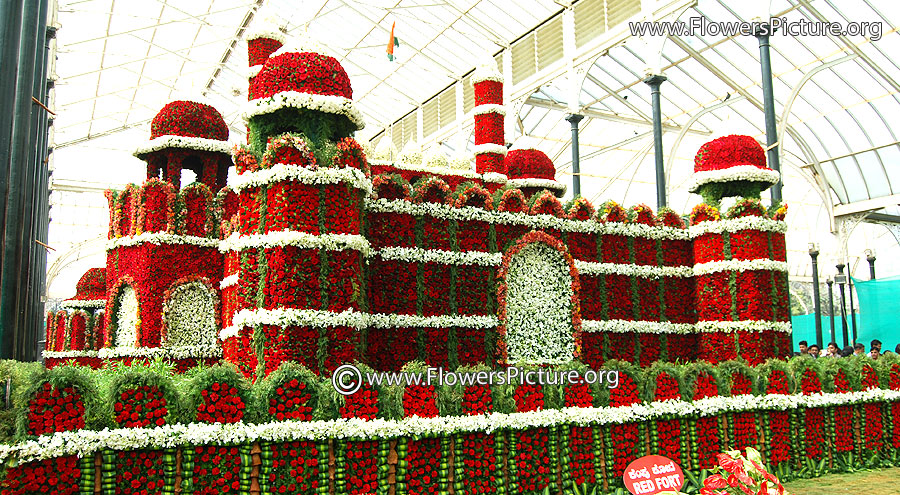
505;148;555;180
71;268;106;301
150;100;228;141
694;135;766;173
249;51;353;101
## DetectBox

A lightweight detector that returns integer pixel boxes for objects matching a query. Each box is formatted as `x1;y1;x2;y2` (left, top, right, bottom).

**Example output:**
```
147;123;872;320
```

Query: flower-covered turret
135;100;232;190
688;134;780;206
472;58;507;175
246;9;286;80
504;147;566;198
60;268;106;311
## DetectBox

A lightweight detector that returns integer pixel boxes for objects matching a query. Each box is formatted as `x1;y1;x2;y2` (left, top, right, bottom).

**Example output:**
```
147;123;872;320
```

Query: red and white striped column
472;59;507;175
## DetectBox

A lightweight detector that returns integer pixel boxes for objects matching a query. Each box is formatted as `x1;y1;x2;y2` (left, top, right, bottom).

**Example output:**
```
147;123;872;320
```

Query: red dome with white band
503;147;566;194
688;134;780;193
244;43;365;131
134;100;231;158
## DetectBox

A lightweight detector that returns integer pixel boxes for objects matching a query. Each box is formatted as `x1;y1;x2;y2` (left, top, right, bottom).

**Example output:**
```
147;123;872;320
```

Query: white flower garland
582;320;695;334
244;91;366;131
688;165;780;193
107;233;220;250
472;65;503;84
43;345;223;361
505;242;575;365
365;199;690;240
248;64;263;79
689;216;787;238
695;320;792;333
162;282;219;349
232;163;372;195
473;143;508;156
573;261;692;279
133;135;232;157
219;231;370;255
372;247;501;266
473;104;506;116
60;299;105;309
6;389;898;464
222;308;498;340
505;178;566;192
246;21;287;43
693;259;788;276
219;273;239;289
368;160;508;184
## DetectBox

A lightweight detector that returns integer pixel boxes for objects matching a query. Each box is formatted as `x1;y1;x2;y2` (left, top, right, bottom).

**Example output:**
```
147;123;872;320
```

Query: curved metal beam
45;236;107;298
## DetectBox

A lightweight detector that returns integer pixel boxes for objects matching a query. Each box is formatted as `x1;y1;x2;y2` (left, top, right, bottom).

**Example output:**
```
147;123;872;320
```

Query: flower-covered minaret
689;135;791;365
223;34;370;379
246;9;285;84
102;100;228;365
472;58;507;175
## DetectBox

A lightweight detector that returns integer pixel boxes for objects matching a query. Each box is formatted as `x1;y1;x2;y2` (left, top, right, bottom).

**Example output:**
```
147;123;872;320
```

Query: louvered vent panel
438;87;456;129
422;98;439;138
607;0;641;28
511;33;536;85
536;15;563;71
575;0;606;48
402;112;417;145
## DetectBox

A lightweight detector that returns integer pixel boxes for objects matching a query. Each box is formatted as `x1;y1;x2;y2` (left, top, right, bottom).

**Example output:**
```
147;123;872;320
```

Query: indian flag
387;21;399;61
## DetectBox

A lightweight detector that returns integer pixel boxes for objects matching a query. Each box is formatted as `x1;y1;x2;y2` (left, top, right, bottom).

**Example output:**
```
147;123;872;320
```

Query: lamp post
866;249;876;279
835;263;850;346
751;4;783;205
826;277;836;346
565;113;584;197
809;243;822;348
849;277;858;344
643;73;667;209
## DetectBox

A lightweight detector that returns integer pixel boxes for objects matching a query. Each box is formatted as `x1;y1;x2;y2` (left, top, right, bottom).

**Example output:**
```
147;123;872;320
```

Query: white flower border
246;24;286;43
693;258;788;276
219;231;370;255
219;273;239;290
108;233;220;250
574;261;692;278
506;177;566;192
133;135;232;157
689;216;787;238
473;104;506;116
472;66;503;85
60;299;105;309
582;320;695;334
369;160;508;184
42;344;222;361
696;320;792;333
473;143;508;156
245;91;365;131
222;308;498;340
365;198;690;240
5;389;898;464
688;165;780;193
248;64;263;79
232;163;372;195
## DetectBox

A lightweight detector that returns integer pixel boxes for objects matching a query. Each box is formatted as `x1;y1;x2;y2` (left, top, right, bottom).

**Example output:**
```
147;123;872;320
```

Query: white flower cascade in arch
115;286;139;348
162;281;219;349
504;242;575;365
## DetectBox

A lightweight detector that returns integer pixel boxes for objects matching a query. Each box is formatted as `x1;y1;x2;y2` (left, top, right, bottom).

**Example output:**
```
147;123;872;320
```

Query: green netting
852;275;900;352
790;313;839;350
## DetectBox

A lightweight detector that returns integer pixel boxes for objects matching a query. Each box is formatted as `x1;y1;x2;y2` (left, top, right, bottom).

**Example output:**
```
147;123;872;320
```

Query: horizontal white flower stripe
473;104;506;116
246;25;287;43
582;320;695;334
5;389;899;465
693;259;788;276
369;160;508;184
688;216;787;238
505;178;566;192
473;143;508;156
59;299;105;309
688;165;780;192
219;231;370;255
133;135;233;157
219;273;239;289
107;233;220;250
471;66;503;85
248;64;263;79
42;344;222;361
365;198;690;240
223;308;499;339
695;320;792;333
231;163;372;194
245;90;365;130
370;247;693;278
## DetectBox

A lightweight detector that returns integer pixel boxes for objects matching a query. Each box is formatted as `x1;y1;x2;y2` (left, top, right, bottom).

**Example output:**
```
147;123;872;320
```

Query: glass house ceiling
47;0;900;298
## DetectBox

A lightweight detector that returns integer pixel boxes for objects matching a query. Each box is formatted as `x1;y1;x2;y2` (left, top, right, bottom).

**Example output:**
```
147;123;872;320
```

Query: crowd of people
794;339;894;359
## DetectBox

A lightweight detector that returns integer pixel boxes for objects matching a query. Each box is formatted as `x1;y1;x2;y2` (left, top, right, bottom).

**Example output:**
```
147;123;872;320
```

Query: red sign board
623;455;684;495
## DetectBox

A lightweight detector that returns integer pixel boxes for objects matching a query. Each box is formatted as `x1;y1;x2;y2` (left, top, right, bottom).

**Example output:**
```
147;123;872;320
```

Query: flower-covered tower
223;36;370;379
246;10;285;85
102;100;227;364
688;135;791;365
472;59;507;174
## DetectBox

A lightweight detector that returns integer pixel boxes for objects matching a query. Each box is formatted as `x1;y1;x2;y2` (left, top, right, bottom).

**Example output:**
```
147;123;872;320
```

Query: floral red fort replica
9;20;900;495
